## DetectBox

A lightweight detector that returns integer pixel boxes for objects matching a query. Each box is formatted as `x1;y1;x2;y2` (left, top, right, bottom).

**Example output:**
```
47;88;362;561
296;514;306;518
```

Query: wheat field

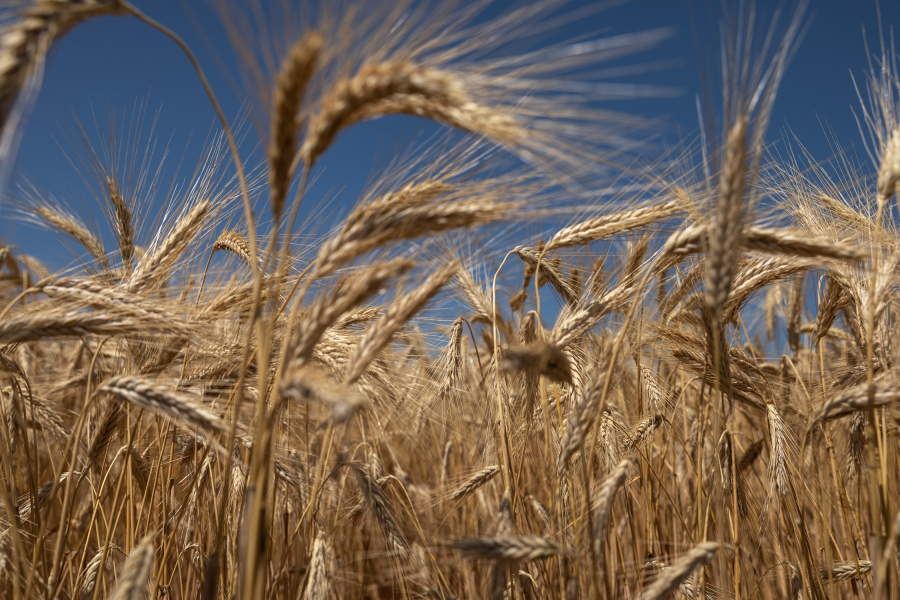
0;1;898;599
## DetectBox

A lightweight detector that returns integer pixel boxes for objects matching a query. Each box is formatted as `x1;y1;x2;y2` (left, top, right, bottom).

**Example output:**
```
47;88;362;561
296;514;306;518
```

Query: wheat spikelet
127;199;211;292
99;376;226;434
211;229;253;267
447;465;500;502
35;205;108;268
301;62;521;168
453;535;563;562
542;200;682;251
344;260;458;383
639;542;720;600
269;31;323;217
108;535;154;600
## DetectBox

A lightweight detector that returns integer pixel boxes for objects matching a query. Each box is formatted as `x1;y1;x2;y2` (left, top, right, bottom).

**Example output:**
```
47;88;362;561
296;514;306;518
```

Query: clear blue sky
4;0;899;271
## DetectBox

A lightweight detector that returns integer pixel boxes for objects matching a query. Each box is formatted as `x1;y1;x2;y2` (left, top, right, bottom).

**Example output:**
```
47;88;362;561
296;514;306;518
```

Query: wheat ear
639;542;720;600
592;459;631;557
303;531;331;600
344;260;458;383
542;200;682;251
106;176;134;272
35;206;108;268
211;229;253;267
99;376;226;434
448;465;500;502
0;0;128;134
301;62;520;168
290;258;413;363
108;536;154;600
766;403;789;497
453;535;564;562
128;199;211;292
269;32;323;217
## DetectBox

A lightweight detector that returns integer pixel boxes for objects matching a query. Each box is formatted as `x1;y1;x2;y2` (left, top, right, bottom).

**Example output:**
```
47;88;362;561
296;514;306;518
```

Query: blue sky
4;0;900;271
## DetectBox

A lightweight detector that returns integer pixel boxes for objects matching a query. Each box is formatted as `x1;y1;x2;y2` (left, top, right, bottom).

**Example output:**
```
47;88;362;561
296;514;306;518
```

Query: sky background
4;0;900;272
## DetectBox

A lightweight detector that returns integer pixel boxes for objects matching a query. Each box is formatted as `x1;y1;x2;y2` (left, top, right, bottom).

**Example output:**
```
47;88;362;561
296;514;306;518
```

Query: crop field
0;1;898;599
